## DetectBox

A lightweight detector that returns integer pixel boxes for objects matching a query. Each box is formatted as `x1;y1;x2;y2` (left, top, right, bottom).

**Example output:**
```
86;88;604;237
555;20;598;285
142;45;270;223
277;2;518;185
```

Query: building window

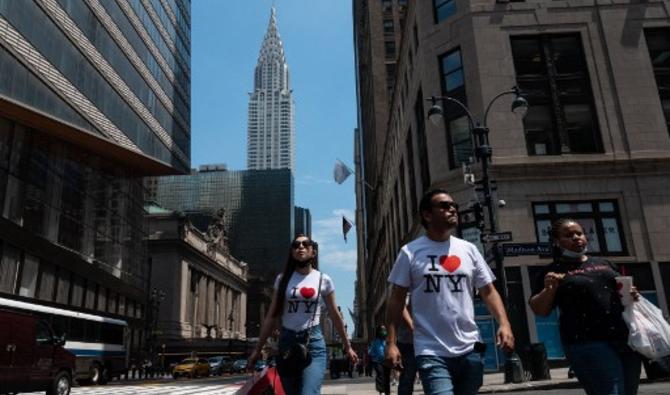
511;34;602;155
434;0;456;23
382;0;392;12
439;48;471;168
383;19;394;34
532;200;626;256
385;40;396;59
644;29;670;135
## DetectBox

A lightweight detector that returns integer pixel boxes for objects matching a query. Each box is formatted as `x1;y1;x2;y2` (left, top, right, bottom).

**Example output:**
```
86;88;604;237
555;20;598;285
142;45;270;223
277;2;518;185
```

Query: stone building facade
354;0;670;370
147;207;247;358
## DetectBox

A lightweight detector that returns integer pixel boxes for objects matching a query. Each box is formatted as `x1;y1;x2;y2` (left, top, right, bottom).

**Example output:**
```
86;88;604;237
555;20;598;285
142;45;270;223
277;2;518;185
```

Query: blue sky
191;1;358;333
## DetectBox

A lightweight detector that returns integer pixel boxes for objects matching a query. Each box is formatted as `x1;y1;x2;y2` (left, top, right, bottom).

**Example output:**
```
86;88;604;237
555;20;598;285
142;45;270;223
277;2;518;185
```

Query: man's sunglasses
435;201;459;211
291;240;313;249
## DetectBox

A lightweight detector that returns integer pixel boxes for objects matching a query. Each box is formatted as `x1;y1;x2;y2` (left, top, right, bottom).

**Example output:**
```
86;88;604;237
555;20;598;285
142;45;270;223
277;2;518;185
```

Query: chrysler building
247;8;295;171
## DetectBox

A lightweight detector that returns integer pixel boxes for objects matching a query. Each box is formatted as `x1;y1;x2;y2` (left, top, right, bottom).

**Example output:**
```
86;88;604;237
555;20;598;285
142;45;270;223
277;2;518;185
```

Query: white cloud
312;209;357;272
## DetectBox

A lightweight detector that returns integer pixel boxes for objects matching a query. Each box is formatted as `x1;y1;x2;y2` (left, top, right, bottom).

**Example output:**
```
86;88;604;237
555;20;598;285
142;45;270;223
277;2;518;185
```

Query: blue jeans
563;341;641;395
397;342;416;395
278;326;327;395
416;352;484;395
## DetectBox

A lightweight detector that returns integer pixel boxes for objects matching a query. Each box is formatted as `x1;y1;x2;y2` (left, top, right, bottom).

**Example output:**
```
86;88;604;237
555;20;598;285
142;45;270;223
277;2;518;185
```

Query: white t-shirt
274;269;334;331
388;235;495;357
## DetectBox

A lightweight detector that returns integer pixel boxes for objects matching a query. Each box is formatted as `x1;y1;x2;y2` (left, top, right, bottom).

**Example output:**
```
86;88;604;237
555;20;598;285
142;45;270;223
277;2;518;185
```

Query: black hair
418;188;451;228
549;218;583;260
271;234;319;318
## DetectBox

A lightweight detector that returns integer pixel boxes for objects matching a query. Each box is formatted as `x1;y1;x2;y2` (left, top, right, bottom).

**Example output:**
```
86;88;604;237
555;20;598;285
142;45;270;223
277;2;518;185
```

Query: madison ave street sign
502;243;552;256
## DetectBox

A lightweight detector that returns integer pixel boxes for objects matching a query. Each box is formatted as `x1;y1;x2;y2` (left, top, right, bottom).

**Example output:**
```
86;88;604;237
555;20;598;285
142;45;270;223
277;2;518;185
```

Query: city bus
0;296;128;385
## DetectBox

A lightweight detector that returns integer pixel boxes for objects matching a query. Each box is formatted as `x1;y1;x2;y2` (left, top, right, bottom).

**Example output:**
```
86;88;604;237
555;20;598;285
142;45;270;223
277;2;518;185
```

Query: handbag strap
305;272;323;347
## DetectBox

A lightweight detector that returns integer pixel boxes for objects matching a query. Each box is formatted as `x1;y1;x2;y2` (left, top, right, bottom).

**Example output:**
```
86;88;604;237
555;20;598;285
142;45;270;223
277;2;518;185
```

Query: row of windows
0;120;149;287
55;0;191;137
126;0;190;75
101;1;191;98
98;0;191;107
0;241;143;321
2;1;190;164
435;31;669;167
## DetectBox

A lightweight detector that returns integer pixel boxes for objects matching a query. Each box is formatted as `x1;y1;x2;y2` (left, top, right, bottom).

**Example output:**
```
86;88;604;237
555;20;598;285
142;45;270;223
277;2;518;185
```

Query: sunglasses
435;201;459;211
291;240;312;249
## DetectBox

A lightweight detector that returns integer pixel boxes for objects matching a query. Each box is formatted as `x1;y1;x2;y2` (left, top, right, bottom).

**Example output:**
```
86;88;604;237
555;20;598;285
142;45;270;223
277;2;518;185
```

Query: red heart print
439;255;461;273
616;282;623;290
300;287;316;299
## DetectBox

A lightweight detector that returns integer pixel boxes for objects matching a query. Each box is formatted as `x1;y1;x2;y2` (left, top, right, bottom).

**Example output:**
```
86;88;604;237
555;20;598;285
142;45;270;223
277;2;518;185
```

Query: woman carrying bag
529;218;641;395
248;235;358;394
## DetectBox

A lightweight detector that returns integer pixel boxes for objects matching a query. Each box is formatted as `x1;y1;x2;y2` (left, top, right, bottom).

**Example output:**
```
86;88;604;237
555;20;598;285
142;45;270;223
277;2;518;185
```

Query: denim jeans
397;342;416;395
278;326;327;395
416;352;484;395
372;361;391;394
563;341;641;395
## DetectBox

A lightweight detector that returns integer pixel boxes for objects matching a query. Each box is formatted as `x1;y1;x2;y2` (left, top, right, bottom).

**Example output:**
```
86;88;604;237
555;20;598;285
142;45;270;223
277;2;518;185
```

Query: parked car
172;358;210;379
232;359;247;373
208;356;234;375
0;308;76;395
254;360;268;372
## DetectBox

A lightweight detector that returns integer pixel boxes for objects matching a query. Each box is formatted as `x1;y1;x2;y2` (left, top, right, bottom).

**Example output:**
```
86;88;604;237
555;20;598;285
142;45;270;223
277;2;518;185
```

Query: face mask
561;246;587;259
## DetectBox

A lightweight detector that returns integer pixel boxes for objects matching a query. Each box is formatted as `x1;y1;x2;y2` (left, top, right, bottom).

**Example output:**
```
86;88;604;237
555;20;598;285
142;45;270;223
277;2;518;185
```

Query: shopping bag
235;366;285;395
622;297;670;360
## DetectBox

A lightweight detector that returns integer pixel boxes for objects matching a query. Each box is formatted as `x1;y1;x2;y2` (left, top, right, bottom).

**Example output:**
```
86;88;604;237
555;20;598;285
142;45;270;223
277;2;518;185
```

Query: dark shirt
533;256;628;344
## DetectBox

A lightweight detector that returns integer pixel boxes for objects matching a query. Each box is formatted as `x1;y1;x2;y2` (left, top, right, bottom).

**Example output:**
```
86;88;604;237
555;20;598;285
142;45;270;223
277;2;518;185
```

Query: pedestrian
529;218;641;395
385;189;515;395
368;325;391;395
247;234;358;395
396;301;416;395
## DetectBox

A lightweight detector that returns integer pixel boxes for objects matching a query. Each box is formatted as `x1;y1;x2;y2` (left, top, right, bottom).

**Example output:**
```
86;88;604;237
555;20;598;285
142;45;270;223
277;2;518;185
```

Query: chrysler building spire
247;7;295;171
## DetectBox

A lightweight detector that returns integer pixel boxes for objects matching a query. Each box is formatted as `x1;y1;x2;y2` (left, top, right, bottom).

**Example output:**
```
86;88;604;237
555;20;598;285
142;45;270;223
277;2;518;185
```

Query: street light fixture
426;86;528;383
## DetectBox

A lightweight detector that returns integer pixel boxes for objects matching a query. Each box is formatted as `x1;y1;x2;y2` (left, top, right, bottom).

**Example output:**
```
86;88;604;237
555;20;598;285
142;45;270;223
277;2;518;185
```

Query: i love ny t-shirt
388;235;495;357
274;269;334;331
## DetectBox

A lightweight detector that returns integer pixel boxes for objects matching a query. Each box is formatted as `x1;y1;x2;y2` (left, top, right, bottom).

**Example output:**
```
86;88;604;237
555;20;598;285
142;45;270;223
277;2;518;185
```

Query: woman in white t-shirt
248;234;358;394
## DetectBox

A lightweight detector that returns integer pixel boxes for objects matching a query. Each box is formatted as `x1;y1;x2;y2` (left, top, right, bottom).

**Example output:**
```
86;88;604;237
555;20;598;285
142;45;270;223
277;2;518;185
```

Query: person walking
368;325;391;395
247;235;358;395
385;189;515;395
529;218;641;395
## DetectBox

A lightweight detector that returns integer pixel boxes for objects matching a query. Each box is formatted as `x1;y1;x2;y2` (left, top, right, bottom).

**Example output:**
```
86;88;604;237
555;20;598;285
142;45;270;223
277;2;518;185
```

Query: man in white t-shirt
385;189;514;395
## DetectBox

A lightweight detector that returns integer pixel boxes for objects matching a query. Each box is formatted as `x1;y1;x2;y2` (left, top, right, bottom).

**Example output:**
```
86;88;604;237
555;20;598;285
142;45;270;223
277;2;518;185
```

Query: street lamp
426;86;528;382
147;288;165;373
227;311;235;357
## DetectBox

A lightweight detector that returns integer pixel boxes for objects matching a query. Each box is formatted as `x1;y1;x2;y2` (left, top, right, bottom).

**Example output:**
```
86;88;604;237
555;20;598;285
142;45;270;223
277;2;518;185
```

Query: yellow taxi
172;357;210;379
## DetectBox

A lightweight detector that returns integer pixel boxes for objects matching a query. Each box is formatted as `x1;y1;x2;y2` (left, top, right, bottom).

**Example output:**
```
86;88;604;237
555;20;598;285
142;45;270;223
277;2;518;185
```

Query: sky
191;1;359;334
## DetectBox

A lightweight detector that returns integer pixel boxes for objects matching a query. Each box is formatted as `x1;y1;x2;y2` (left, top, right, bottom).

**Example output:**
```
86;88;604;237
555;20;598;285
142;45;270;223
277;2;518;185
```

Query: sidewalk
323;366;655;394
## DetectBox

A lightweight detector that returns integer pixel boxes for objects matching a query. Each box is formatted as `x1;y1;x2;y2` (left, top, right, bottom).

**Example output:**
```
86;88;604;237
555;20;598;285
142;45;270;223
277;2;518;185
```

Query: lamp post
227;311;235;357
147;288;165;374
426;86;528;382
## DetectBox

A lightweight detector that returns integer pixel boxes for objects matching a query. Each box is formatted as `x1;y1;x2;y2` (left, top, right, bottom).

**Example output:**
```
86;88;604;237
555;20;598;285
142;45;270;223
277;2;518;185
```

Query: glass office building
152;167;294;336
153;167;294;277
0;0;191;356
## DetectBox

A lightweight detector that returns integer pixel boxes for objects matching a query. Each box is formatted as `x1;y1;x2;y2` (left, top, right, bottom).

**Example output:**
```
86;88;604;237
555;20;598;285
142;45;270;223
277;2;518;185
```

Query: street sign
481;232;513;243
502;243;552;257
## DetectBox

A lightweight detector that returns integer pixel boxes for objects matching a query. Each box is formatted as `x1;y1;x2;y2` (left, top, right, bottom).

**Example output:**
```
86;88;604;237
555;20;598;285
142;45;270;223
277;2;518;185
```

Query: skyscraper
247;7;295;171
0;0;190;376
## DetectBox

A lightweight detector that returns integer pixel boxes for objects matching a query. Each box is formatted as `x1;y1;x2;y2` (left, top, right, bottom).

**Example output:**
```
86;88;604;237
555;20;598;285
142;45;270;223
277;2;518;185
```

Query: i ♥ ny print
299;287;316;299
